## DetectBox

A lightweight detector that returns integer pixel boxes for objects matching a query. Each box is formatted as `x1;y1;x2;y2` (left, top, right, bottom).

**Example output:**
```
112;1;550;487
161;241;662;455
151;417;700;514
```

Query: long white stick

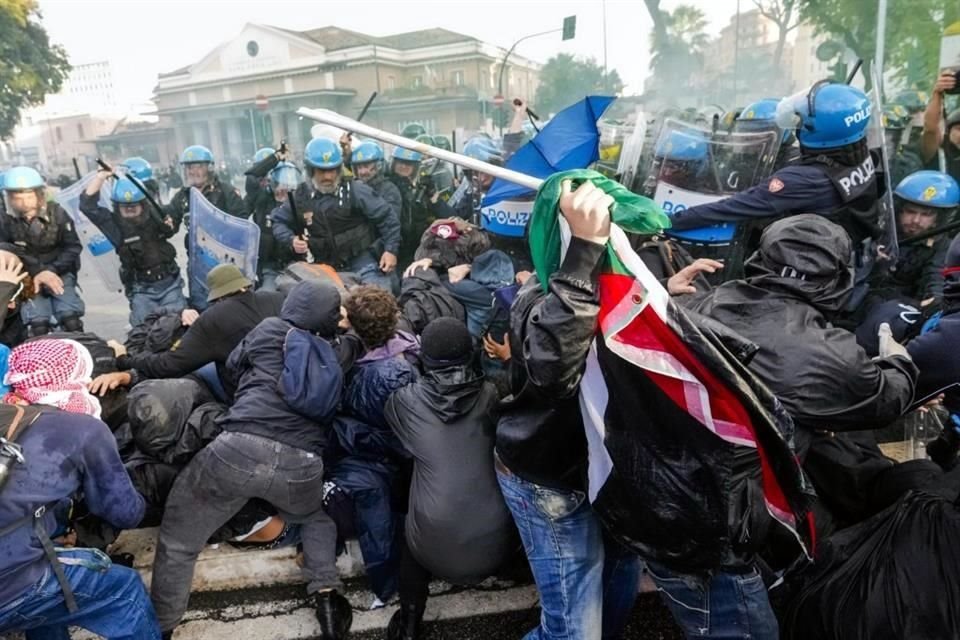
296;107;544;191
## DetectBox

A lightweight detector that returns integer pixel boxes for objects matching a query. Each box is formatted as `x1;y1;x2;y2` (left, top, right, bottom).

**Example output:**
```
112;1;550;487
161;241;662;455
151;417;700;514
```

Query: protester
0;339;159;639
271;137;401;293
325;285;419;604
0;167;85;336
0;250;29;347
81;171;186;326
383;317;510;639
150;280;351;640
111;264;284;396
920;70;960;184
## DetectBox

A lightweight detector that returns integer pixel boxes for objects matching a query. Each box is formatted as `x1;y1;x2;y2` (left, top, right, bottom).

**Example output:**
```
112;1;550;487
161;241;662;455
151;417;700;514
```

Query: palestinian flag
530;171;814;571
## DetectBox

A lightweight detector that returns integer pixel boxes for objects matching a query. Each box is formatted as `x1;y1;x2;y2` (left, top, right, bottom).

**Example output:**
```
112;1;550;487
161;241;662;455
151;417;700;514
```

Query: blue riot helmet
110;177;148;218
352;141;385;183
894;171;960;211
304;137;342;171
2;166;44;191
253;147;276;164
775;82;871;150
180;145;214;187
268;161;301;202
392;146;423;163
737;98;795;145
654;130;709;162
391;145;424;182
121;157;153;182
463;136;503;164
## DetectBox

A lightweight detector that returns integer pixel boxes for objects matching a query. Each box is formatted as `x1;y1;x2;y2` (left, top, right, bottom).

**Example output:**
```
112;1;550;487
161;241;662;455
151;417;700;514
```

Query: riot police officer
167;144;246;308
0;167;84;335
671;82;882;306
271;137;401;292
350;140;402;224
389;145;432;265
868;170;959;304
81;171;186;326
244;146;288;291
881;107;923;188
735;98;801;170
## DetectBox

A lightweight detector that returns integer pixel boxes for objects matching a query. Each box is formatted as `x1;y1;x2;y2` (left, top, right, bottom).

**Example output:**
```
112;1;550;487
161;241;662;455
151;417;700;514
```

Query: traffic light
562;15;576;41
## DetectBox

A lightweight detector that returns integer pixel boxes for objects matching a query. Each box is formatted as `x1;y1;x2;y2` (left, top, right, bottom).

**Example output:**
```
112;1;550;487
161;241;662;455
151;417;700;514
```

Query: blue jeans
20;273;85;327
350;252;398;295
0;547;161;640
127;274;187;327
645;561;778;639
257;266;279;292
496;460;641;640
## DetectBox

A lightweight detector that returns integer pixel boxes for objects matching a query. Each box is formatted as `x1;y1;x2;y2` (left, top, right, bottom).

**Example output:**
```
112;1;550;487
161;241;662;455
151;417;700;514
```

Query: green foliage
798;0;960;92
533;53;624;116
0;0;71;139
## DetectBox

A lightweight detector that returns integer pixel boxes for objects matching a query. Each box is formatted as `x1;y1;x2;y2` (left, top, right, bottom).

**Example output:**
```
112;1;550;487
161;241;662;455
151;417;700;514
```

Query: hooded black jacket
684;215;918;458
219;280;344;453
384;364;510;584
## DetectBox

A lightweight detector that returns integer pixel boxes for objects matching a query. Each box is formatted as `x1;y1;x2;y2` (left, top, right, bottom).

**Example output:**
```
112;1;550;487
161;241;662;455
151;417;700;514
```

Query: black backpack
25;332;117;377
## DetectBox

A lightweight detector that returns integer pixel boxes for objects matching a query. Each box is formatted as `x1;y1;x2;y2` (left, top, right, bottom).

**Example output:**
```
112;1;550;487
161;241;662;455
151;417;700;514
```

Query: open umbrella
481;95;615;207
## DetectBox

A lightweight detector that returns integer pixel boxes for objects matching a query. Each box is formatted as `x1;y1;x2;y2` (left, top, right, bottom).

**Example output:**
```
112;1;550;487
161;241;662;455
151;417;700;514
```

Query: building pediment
158;24;327;90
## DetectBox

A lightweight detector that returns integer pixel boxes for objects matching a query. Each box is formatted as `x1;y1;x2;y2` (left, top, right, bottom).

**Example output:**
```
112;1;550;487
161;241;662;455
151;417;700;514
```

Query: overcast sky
37;0;745;109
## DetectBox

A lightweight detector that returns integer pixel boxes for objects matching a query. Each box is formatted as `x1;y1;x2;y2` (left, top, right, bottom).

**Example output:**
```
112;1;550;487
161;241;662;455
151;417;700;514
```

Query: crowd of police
0;68;959;640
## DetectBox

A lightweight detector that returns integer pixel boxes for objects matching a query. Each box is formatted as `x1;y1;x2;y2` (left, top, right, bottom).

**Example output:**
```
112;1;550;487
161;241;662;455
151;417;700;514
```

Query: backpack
25;332;117;377
279;328;343;424
0;404;44;493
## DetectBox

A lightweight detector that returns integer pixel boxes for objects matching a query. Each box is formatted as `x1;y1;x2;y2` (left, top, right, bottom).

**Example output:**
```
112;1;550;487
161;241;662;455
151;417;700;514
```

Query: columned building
153;24;541;163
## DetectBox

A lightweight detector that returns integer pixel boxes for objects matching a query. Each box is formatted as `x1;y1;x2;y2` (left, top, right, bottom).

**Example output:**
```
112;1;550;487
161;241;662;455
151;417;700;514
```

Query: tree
753;0;800;70
533;54;624;116
646;4;711;104
0;0;71;139
797;0;959;92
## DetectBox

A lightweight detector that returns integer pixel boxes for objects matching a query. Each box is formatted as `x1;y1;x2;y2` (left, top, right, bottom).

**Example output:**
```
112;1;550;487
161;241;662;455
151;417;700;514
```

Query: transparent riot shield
643;118;781;279
188;188;260;305
54;173;125;294
867;66;899;266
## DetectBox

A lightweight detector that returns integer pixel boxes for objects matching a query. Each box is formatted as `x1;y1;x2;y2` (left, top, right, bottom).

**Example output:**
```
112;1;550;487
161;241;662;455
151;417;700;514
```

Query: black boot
314;590;353;639
385;604;424;640
27;321;51;337
59;314;84;332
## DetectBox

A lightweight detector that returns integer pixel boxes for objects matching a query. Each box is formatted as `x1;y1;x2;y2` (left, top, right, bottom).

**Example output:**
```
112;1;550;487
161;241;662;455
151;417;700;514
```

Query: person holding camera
921;69;960;184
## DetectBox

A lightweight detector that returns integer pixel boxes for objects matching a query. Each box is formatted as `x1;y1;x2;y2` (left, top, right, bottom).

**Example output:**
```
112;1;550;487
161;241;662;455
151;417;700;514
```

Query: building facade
153;23;541;164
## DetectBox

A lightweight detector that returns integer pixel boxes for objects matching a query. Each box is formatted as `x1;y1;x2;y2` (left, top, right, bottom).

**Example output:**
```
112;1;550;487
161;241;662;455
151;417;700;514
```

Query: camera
945;68;960;95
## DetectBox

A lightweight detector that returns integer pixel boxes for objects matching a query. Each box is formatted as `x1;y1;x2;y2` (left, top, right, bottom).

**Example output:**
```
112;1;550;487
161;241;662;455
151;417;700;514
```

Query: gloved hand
878;322;911;360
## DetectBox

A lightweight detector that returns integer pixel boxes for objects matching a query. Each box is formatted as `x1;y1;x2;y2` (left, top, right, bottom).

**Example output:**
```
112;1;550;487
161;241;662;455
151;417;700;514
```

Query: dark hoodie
909;232;960;415
684;215;918;458
219;280;344;453
384;364;511;584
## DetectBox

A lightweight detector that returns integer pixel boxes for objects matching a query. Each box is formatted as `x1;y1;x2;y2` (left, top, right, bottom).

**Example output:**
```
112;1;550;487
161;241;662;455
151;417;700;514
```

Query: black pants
398;536;430;612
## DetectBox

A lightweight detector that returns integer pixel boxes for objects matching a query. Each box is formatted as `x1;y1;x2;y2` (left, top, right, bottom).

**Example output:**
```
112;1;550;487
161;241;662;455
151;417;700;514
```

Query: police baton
96;159;168;229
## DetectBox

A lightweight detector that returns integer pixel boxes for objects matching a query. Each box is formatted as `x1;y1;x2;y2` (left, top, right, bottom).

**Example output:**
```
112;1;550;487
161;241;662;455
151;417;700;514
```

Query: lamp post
496;16;576;136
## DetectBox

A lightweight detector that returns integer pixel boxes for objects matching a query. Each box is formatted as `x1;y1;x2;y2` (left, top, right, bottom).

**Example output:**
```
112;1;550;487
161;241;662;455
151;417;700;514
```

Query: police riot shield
188;188;260;304
867;66;899;265
54;173;125;294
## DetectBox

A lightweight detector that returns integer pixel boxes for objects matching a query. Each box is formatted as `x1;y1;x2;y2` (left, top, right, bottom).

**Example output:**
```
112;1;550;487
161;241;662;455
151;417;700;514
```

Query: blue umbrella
482;95;615;207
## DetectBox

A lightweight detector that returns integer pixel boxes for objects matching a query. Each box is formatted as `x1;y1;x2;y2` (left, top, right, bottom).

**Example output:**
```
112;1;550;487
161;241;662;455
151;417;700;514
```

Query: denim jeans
0;547;161;640
20;273;85;327
127;274;187;327
257;266;279;292
496;459;641;640
349;252;398;295
151;431;341;632
645;561;778;639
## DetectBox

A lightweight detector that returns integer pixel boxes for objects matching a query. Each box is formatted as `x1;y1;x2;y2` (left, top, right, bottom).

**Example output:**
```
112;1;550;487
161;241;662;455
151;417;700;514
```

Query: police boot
385;604;424;640
27;321;51;337
59;315;84;332
314;589;352;639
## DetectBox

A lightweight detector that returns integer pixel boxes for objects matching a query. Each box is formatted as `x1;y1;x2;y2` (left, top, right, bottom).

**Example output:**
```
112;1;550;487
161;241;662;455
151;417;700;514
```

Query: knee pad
60;315;84;332
28;321;51;337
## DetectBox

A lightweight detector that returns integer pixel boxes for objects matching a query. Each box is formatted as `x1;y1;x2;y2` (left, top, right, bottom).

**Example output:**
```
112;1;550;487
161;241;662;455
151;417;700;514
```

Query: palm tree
648;4;711;98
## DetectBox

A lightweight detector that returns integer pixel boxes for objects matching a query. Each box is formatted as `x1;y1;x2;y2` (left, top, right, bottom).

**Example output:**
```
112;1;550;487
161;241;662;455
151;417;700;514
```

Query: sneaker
314;590;353;639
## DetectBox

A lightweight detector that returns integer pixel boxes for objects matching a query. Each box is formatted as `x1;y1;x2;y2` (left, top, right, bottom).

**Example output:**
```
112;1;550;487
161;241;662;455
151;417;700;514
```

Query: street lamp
496;16;576;136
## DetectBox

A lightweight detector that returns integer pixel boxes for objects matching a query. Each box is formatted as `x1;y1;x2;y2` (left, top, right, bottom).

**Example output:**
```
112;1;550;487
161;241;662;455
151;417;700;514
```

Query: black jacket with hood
219;280;344;453
683;215;918;458
384;364;511;584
